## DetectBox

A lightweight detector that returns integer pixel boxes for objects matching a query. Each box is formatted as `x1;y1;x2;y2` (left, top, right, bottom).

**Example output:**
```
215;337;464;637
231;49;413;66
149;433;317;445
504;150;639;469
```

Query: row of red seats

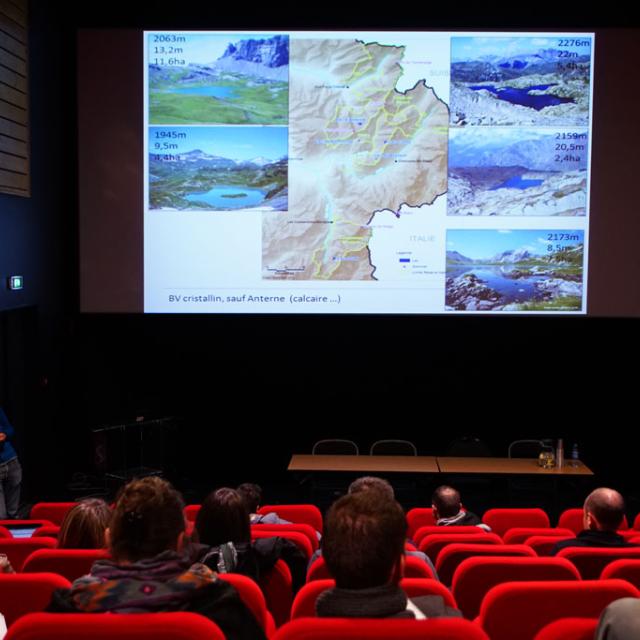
29;501;640;537
0;576;632;640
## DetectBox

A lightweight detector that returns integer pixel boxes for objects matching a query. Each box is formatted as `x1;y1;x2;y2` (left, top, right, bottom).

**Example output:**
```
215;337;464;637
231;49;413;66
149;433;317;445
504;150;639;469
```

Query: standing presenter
0;407;21;519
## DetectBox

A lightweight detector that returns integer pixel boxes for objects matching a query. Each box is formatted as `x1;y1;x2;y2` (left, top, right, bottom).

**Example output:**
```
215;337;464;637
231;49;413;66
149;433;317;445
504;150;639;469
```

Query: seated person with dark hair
308;476;438;579
57;498;112;549
195;487;307;593
48;477;265;640
432;485;491;531
552;487;635;555
236;483;292;526
316;491;461;619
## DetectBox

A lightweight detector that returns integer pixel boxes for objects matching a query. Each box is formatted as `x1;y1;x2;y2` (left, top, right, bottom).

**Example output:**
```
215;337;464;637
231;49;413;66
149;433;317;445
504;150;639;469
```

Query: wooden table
436;457;593;476
288;454;439;473
288;455;593;476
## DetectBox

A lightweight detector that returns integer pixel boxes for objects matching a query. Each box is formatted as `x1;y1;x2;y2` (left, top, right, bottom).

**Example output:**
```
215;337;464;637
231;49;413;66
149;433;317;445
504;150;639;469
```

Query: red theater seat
0;573;71;626
533;618;599;640
558;508;629;534
413;525;485;547
307;555;435;583
419;532;503;564
258;505;323;534
0;525;11;538
183;504;200;522
482;509;550;537
477;579;639;640
253;524;320;552
251;529;313;560
22;548;110;581
219;573;276;637
556;546;640;579
600;558;640;587
451;556;580;619
31;525;61;538
436;543;536;586
291;578;457;619
259;558;293;628
524;535;574;556
503;527;574;544
272;617;489;640
4;612;226;640
0;537;57;571
406;508;436;539
29;503;78;526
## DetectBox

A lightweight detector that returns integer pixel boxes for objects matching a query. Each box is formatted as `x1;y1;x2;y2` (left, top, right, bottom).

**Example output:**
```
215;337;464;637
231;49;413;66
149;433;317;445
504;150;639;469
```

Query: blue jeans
0;458;21;519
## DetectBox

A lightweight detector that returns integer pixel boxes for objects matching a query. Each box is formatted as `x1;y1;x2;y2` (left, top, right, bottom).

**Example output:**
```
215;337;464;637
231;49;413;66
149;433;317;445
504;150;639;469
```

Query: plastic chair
559;508;629;534
503;527;575;545
524;535;574;556
22;548;110;581
482;508;550;537
600;558;640;587
406;508;436;540
259;558;293;628
4;612;226;640
29;503;78;526
0;572;71;626
251;529;313;560
477;579;640;640
451;556;580;620
507;440;547;458
533;618;599;640
0;537;57;571
273;617;490;640
252;524;319;552
556;546;640;579
413;526;486;547
291;578;457;619
445;436;492;457
219;572;276;637
419;532;503;564
258;505;323;535
436;543;536;586
369;440;417;455
312;439;358;455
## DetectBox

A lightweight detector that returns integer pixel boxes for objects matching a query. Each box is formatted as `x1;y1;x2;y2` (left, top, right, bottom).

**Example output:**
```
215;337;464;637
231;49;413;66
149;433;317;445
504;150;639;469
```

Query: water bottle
556;438;564;469
571;443;579;466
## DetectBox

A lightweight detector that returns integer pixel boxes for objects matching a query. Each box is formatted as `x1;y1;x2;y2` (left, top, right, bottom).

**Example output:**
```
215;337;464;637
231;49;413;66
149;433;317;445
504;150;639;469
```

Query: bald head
584;488;626;532
432;485;462;519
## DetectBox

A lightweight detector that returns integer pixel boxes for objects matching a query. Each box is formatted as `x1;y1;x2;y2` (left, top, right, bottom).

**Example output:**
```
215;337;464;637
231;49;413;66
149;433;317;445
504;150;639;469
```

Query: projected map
143;31;594;314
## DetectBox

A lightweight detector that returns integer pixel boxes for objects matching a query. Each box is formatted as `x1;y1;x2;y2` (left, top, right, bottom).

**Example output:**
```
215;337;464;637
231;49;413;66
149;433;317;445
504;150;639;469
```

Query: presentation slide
142;30;594;314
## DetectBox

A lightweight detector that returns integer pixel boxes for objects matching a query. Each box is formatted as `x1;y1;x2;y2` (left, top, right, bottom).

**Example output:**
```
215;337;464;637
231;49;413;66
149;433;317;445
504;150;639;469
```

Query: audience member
552;488;634;555
432;485;490;531
316;491;461;619
595;597;640;640
195;487;307;592
47;477;266;640
57;498;112;549
0;407;22;519
308;476;438;579
236;483;292;525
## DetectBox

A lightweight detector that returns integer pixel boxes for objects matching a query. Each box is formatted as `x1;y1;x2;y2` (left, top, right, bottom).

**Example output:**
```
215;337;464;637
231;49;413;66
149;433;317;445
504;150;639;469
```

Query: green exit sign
8;276;23;290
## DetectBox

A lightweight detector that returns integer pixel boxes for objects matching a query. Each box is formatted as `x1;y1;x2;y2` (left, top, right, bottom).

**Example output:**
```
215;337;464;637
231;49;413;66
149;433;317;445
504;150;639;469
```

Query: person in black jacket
47;476;265;640
194;487;307;593
432;485;491;531
551;488;635;555
316;491;461;619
